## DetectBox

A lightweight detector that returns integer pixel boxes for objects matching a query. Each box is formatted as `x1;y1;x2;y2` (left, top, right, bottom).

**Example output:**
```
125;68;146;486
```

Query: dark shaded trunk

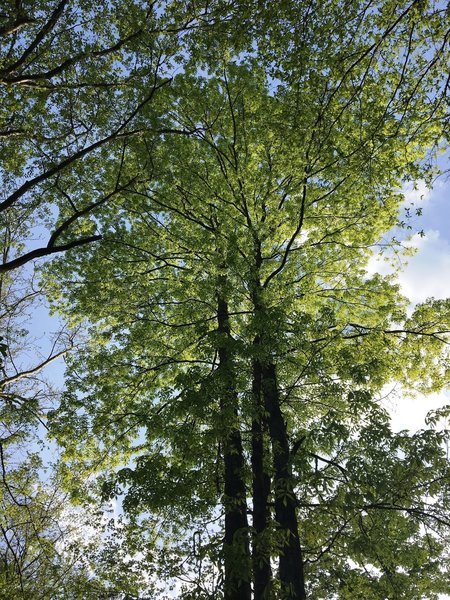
251;353;273;600
217;294;251;600
250;234;305;598
262;362;306;600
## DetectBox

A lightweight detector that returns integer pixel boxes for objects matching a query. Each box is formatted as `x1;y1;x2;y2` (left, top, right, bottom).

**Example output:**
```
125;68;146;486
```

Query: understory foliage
1;0;450;599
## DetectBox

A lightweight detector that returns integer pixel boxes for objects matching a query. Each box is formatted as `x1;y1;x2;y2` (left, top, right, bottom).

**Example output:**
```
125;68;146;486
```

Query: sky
367;168;450;600
367;168;450;434
32;165;450;430
11;156;450;597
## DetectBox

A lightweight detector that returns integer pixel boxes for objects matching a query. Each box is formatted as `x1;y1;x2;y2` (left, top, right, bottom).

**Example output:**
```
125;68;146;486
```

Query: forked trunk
251;237;305;598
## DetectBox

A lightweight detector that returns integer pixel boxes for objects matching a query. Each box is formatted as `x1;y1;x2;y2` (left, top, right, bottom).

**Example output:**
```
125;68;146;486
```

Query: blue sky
18;155;450;597
33;161;450;426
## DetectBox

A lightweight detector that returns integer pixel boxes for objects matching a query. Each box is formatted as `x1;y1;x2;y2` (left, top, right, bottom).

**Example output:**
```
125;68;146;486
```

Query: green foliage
3;0;450;598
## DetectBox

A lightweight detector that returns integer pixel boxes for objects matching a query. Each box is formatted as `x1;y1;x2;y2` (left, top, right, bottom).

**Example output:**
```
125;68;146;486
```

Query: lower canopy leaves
4;0;449;598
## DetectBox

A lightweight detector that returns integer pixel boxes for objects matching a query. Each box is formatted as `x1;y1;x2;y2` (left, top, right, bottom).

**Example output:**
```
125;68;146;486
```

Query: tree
0;2;257;595
0;0;211;274
11;0;450;598
0;227;165;599
0;209;99;599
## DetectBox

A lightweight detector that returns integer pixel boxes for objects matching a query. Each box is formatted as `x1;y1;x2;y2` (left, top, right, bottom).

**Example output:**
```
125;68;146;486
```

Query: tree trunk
262;362;306;600
251;353;272;600
217;294;252;600
250;235;305;598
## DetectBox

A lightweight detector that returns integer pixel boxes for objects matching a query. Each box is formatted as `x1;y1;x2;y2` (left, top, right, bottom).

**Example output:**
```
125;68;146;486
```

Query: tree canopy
1;1;450;599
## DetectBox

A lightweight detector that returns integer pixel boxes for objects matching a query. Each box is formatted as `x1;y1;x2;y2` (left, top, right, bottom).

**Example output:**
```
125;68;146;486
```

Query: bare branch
0;346;71;388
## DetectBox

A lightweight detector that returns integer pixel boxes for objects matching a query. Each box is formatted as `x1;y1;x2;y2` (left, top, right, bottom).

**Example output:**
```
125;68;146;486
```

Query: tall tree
28;0;450;598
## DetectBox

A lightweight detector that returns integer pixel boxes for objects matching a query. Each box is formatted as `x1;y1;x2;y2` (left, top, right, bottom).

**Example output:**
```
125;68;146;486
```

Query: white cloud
398;230;450;303
401;179;432;205
382;385;450;432
368;229;450;305
368;187;450;438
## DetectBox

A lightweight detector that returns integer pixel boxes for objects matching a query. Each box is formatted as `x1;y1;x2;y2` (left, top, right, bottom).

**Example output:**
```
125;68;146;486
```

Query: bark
262;363;306;600
217;294;251;600
251;353;273;600
250;234;305;598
